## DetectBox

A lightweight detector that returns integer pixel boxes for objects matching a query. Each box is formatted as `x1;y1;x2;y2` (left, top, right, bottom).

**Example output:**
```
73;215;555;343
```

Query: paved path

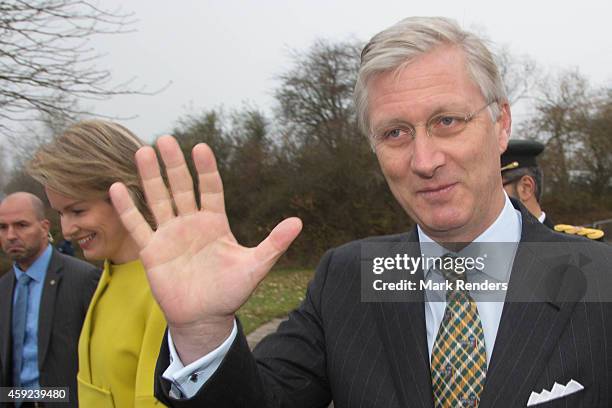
246;317;285;349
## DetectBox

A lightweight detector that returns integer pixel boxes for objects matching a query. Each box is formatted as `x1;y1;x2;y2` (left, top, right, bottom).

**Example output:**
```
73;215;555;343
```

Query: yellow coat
77;260;167;407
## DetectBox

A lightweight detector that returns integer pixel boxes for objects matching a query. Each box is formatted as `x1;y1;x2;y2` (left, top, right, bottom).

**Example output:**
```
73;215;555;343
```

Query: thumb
254;217;302;266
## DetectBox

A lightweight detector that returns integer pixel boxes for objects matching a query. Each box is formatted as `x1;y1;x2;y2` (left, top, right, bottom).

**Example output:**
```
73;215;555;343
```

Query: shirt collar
418;192;522;282
538;211;546;223
13;244;53;283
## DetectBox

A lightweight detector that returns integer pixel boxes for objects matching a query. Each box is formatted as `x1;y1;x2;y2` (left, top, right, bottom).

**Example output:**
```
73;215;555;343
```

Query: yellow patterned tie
431;259;487;408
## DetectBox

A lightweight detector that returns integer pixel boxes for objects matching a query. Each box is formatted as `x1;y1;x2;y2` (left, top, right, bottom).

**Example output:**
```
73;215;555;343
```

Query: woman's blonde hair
28;119;154;226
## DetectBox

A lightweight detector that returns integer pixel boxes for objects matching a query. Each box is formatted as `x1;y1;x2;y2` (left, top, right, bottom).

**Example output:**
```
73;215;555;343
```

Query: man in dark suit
107;17;612;407
0;192;99;407
501;139;555;228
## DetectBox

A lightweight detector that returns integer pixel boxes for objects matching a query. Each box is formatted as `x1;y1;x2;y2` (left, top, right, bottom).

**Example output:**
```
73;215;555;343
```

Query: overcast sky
83;0;611;142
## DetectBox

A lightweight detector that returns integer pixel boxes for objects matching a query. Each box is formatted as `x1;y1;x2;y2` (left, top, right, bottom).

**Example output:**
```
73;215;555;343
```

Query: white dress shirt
163;321;237;398
420;193;522;365
538;211;546;223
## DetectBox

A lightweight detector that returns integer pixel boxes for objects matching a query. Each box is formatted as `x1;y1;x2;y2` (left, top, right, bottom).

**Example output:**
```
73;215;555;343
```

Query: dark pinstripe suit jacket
155;202;612;407
0;249;100;407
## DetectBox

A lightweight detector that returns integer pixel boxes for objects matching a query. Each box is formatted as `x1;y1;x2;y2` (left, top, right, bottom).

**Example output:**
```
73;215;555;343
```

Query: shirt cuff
162;319;238;399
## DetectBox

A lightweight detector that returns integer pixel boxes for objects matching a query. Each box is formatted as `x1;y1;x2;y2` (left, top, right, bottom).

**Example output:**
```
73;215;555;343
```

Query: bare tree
571;88;612;199
516;69;612;223
495;45;541;105
521;70;591;195
0;0;144;137
0;145;7;191
275;39;362;150
2;103;78;199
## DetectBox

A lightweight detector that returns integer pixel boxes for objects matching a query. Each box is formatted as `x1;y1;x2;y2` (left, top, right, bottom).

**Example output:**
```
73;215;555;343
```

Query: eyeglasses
372;100;498;148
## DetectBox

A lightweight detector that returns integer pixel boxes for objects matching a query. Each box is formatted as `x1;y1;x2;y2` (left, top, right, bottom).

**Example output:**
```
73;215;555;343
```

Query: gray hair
355;16;507;139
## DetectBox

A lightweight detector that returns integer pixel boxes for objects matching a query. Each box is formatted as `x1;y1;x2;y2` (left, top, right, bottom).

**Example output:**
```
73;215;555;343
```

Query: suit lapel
0;273;15;384
370;228;434;408
479;203;582;407
37;250;62;369
370;202;581;407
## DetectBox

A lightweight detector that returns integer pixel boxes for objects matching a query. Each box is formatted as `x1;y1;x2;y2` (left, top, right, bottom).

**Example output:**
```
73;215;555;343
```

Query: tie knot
438;254;467;284
17;273;32;286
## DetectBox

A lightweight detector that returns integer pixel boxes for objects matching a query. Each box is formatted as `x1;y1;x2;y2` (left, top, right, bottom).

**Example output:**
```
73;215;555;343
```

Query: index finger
109;182;153;249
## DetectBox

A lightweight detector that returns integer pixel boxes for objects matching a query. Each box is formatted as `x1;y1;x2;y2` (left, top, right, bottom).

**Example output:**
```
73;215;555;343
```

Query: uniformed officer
502;139;605;241
501;139;554;228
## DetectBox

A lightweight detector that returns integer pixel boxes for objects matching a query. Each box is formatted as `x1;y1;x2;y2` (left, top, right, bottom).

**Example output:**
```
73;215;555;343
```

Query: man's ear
517;175;536;201
41;219;51;235
497;102;512;154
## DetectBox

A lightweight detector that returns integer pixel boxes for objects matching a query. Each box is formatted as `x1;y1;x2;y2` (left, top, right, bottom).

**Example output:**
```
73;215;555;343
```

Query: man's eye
382;128;414;140
385;129;402;139
436;116;458;127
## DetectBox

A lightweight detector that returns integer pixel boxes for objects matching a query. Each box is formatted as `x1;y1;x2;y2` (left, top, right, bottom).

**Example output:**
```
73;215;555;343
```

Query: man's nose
409;128;445;177
6;226;18;240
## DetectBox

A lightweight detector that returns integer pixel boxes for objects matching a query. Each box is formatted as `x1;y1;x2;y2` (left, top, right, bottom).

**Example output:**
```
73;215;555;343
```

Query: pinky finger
109;182;154;249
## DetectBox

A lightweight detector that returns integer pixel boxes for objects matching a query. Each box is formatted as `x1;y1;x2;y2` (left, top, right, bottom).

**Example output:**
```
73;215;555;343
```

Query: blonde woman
28;120;166;407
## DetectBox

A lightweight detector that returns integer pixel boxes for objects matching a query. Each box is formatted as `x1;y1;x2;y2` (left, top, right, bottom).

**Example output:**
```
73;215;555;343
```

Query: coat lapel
0;273;15;384
370;202;582;408
479;203;583;407
370;228;434;408
37;250;62;369
77;261;110;383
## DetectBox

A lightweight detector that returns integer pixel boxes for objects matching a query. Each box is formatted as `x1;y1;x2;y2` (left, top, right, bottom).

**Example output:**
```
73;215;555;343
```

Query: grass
237;268;314;335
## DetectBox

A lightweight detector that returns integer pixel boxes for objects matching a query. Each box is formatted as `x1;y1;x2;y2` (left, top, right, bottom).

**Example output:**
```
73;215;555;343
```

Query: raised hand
109;136;302;363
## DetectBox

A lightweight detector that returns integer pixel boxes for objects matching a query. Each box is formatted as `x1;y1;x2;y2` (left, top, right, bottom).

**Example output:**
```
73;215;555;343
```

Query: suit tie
12;273;32;387
431;259;487;408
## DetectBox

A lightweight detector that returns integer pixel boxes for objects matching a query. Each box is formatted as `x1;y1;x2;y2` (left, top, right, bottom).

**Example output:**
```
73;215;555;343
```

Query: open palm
109;136;302;360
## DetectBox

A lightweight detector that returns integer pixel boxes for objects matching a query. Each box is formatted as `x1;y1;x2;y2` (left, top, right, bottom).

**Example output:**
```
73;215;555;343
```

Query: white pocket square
527;379;584;406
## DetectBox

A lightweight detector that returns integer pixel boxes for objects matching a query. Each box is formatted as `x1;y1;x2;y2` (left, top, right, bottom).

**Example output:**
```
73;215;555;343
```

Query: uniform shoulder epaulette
554;224;605;241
